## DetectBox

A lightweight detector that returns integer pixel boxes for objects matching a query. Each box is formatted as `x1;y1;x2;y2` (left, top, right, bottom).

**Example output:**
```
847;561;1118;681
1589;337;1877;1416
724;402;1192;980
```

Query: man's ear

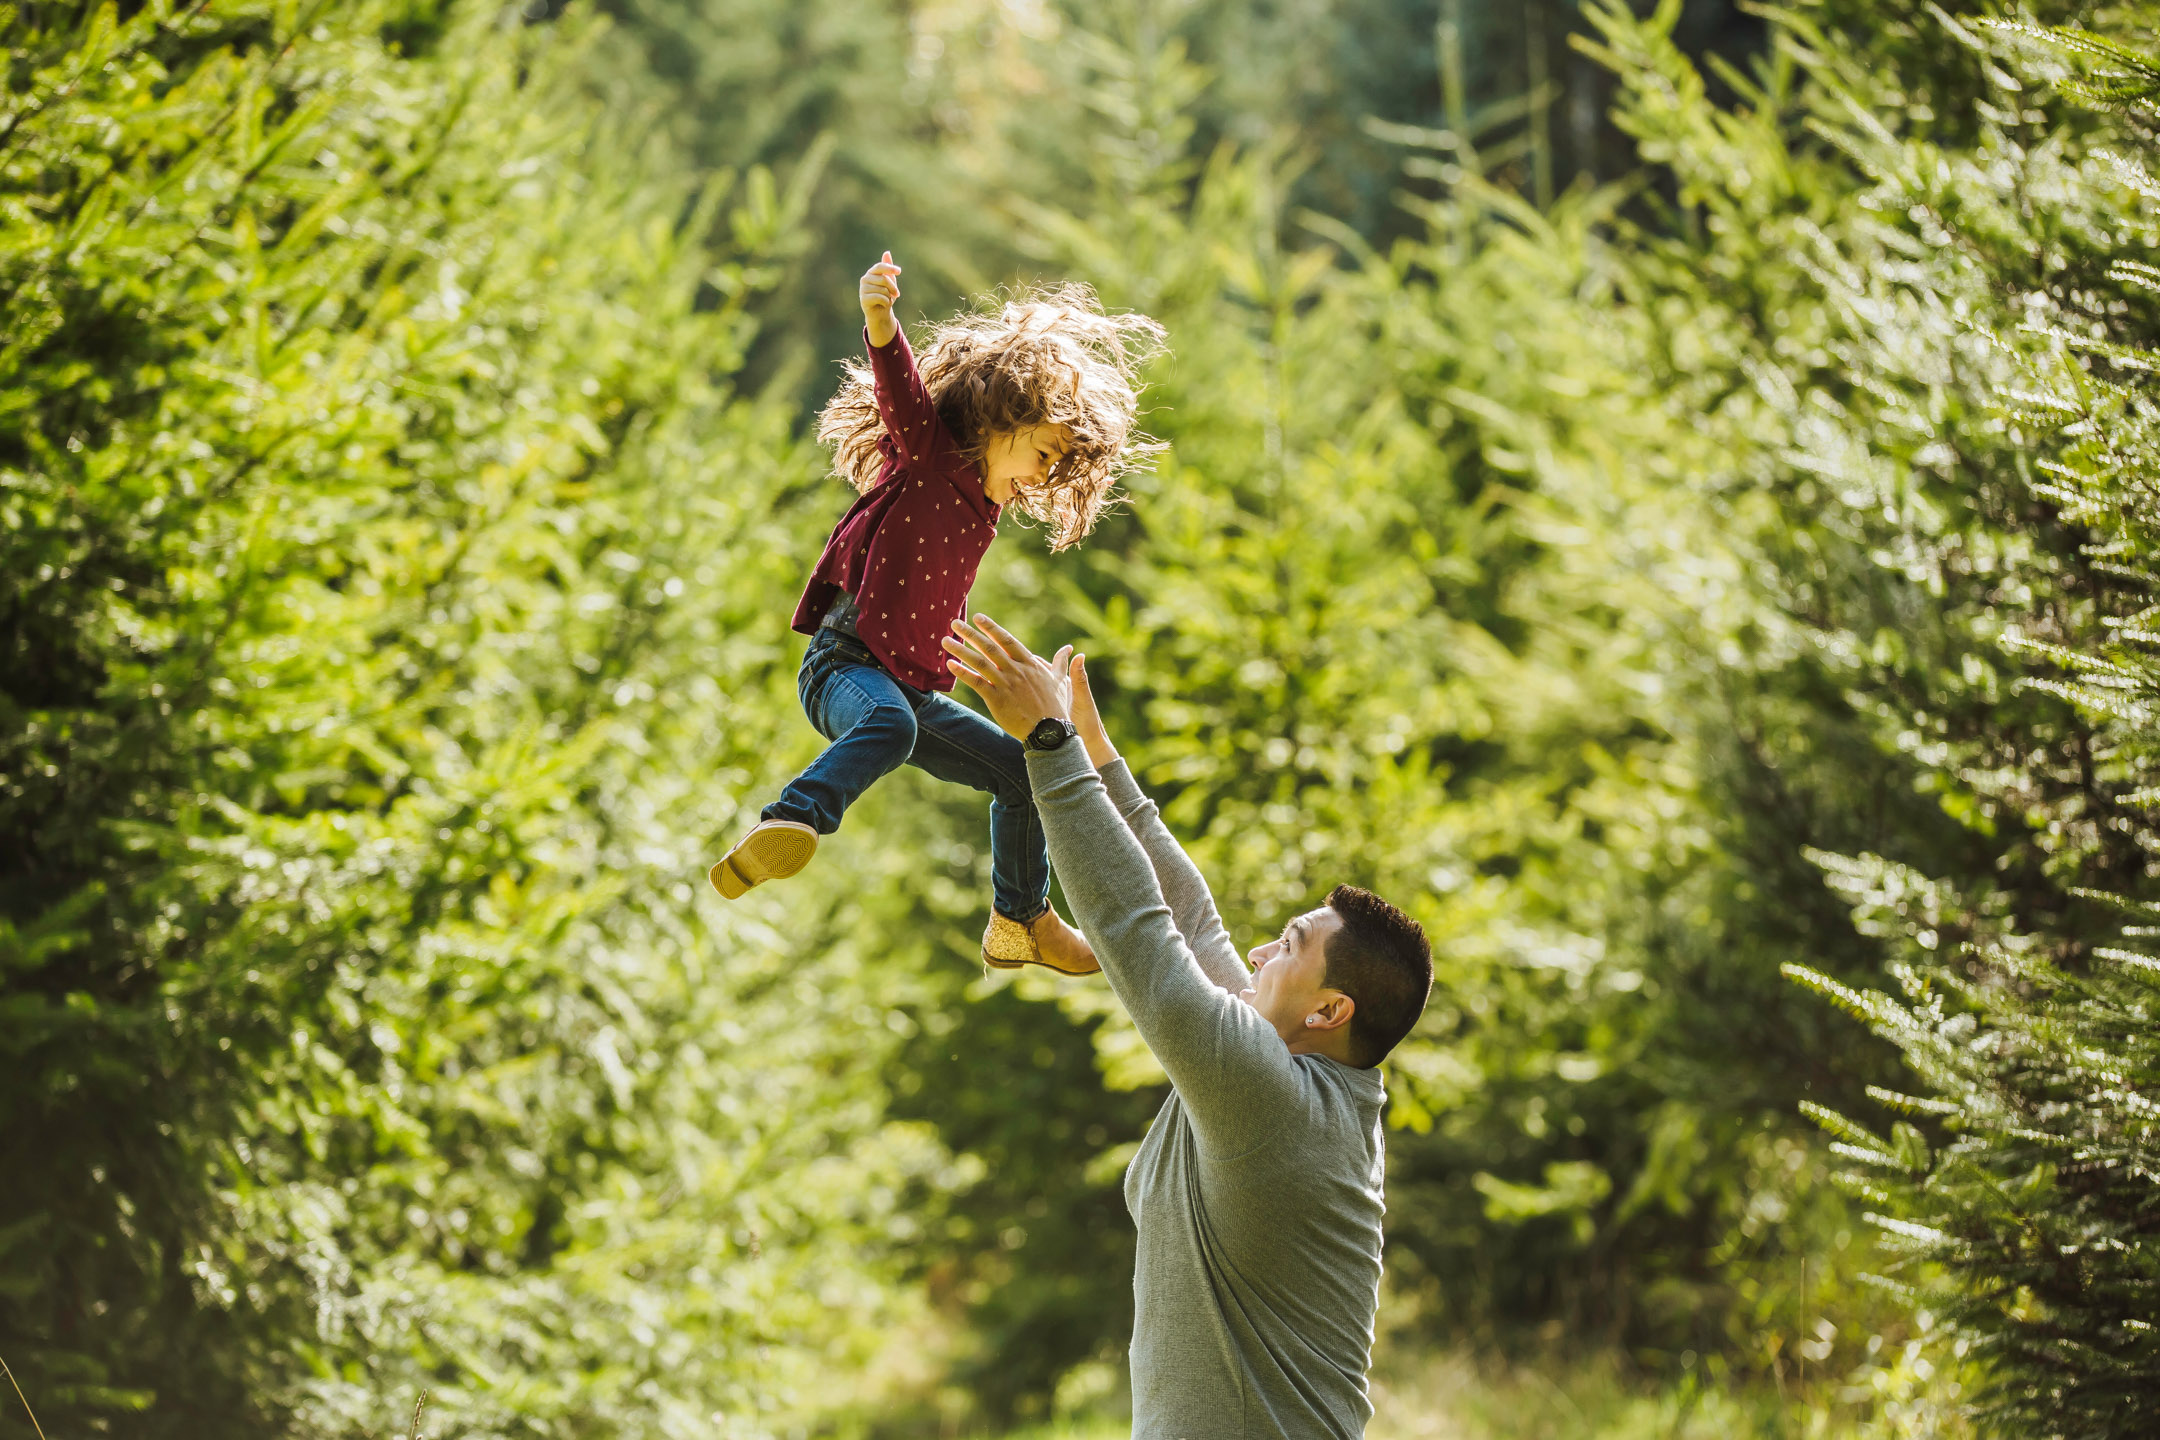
1305;992;1354;1033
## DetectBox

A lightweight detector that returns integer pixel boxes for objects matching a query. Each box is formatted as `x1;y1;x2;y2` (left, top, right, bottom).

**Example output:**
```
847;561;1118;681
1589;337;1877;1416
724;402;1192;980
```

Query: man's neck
1285;1031;1357;1066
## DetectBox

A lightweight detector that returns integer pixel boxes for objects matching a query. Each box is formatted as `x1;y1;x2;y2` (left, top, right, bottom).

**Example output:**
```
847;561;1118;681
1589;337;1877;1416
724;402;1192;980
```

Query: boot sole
982;951;1102;977
710;824;817;899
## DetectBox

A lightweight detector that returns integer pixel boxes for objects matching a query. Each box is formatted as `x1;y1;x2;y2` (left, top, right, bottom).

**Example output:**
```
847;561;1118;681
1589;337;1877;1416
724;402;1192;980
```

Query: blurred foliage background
6;0;2160;1436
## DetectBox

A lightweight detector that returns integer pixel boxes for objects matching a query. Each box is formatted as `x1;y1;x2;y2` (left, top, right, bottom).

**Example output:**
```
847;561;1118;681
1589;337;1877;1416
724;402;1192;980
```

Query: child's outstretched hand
860;251;901;347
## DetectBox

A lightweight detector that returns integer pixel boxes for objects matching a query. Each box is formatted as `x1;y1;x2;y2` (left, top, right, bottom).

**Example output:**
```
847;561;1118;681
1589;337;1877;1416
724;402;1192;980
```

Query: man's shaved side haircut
1321;884;1433;1069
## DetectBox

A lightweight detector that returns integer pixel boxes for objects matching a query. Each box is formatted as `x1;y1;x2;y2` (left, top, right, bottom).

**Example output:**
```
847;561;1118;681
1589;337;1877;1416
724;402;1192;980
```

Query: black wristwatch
1025;717;1078;753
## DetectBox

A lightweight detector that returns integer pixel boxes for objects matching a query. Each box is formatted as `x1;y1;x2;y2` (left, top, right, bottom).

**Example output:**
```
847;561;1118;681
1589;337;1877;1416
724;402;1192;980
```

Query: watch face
1029;718;1070;751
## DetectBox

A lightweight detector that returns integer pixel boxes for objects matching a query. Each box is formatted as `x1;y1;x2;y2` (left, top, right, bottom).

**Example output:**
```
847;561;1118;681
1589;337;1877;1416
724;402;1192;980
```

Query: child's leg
906;692;1047;922
762;634;920;834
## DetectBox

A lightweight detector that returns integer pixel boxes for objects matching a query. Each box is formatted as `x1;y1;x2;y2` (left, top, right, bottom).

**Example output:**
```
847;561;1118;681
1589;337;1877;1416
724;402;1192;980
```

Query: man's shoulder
1297;1052;1385;1100
1217;1055;1382;1156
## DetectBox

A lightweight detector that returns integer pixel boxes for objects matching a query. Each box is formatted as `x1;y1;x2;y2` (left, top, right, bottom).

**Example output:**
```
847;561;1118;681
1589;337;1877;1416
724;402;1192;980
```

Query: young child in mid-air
710;252;1164;976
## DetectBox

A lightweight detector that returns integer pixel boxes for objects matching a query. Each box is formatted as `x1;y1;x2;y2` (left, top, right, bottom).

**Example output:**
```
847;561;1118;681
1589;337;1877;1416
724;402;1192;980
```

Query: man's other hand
1069;653;1118;770
944;614;1072;740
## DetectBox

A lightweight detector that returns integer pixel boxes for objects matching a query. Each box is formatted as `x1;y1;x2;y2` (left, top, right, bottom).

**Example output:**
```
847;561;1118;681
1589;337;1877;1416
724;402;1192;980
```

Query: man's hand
944;615;1072;741
860;251;901;348
1069;653;1119;770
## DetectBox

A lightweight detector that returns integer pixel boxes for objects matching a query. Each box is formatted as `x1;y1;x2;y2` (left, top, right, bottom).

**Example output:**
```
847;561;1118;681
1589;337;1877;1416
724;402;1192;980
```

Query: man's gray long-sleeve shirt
1027;746;1387;1439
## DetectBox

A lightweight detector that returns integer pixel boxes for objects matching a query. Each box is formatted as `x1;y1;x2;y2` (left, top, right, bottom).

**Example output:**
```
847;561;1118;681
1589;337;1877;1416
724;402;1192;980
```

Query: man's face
1240;905;1347;1042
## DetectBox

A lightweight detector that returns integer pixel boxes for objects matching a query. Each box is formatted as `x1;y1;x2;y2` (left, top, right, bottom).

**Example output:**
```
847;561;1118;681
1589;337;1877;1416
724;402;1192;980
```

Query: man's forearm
1028;747;1219;1022
1027;743;1293;1151
1097;759;1247;993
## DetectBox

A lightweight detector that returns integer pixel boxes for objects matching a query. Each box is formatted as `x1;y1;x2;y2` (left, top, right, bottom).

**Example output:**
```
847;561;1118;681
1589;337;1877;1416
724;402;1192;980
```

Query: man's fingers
1052;644;1074;675
947;622;1015;681
946;618;990;659
957;615;1017;665
940;633;999;680
956;615;1009;659
946;656;993;692
972;614;1034;664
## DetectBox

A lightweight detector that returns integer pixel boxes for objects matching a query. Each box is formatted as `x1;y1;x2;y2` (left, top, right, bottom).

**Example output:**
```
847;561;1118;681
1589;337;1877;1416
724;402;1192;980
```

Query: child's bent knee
858;704;918;763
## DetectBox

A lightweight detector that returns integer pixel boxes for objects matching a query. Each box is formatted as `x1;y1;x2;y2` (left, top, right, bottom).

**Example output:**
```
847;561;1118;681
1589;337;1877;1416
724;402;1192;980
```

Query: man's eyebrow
1286;916;1311;948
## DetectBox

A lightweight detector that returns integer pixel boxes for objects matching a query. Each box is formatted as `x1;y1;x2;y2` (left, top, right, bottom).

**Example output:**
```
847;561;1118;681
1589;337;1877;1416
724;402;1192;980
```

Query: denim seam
907;710;1047;920
913;718;1023;781
1020;778;1046;907
817;664;911;746
911;728;1032;817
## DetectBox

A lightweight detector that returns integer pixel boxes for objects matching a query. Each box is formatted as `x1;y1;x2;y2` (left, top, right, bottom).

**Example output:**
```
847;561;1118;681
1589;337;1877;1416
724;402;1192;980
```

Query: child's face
979;423;1072;506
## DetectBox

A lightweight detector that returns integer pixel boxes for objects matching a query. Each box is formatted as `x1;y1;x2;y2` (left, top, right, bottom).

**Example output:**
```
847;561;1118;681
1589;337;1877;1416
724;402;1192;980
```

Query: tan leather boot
982;907;1101;976
709;820;818;899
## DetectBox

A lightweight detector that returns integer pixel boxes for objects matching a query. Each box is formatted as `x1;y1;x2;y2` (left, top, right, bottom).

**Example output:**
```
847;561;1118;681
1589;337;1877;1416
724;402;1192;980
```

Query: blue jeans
763;627;1048;923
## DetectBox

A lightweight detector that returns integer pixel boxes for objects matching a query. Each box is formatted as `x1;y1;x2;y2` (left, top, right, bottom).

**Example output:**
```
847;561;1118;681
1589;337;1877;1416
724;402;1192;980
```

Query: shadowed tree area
4;1;2159;1437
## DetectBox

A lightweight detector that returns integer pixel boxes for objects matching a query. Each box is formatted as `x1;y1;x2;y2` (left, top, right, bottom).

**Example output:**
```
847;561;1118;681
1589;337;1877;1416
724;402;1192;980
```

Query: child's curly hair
817;283;1167;551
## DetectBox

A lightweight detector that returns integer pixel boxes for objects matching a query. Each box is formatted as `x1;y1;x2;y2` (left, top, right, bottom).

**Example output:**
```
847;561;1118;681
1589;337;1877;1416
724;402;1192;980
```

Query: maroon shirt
792;326;1000;692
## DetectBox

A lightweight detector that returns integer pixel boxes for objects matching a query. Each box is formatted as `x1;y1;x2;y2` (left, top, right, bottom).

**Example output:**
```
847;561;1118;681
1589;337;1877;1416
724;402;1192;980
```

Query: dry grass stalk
0;1353;47;1440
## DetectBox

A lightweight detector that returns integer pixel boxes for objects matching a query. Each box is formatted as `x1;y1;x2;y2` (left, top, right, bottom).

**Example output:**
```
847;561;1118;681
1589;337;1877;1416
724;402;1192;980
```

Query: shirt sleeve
1098;758;1249;995
865;324;947;470
1028;745;1303;1156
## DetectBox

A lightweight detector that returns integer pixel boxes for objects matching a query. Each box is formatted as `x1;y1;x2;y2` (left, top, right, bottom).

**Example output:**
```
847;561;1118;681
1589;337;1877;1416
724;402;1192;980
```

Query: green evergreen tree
1587;0;2160;1429
26;0;2160;1430
0;3;946;1433
958;0;1903;1399
1746;15;2160;1433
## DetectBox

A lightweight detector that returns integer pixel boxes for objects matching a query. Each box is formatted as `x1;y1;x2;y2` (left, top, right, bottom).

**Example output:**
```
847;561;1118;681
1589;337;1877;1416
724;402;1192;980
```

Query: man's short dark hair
1321;884;1433;1069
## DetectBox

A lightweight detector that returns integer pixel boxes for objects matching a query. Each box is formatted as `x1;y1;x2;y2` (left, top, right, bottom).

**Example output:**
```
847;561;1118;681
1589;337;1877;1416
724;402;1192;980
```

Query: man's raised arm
1097;759;1247;992
1026;743;1296;1150
943;620;1298;1151
1068;654;1248;995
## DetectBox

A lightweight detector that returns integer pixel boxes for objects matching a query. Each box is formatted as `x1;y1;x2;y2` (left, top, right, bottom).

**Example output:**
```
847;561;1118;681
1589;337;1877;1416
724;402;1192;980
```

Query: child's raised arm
859;250;901;349
857;251;946;470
